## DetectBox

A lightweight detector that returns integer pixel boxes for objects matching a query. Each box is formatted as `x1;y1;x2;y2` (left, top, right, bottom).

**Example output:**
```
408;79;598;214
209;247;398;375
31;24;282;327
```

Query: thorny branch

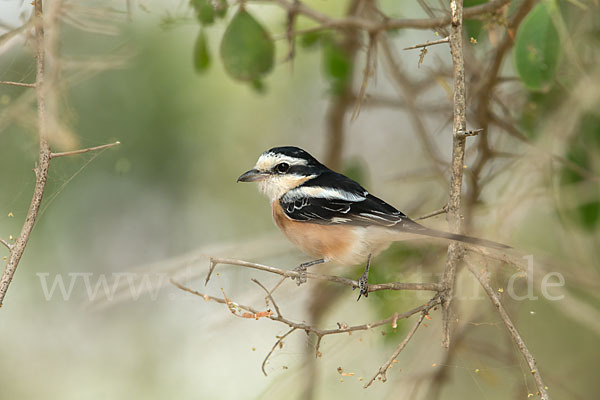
467;261;549;400
50;141;120;159
364;310;429;388
0;1;120;307
270;0;510;33
206;257;442;294
0;0;51;308
172;278;441;378
403;36;449;50
440;0;468;349
0;80;36;88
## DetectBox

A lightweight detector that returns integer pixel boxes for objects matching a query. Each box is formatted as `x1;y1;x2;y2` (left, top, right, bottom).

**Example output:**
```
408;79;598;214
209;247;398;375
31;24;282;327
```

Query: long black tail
402;220;510;250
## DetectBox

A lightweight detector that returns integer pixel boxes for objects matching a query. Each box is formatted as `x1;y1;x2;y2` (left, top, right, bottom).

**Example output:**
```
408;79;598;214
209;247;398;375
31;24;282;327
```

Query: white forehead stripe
255;152;308;170
283;186;366;202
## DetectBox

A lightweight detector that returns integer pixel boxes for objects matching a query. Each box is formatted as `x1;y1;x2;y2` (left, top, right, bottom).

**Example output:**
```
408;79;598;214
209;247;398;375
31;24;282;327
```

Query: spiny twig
403;36;449;50
364;304;436;388
0;80;36;88
416;204;448;220
0;0;51;308
171;278;439;376
205;257;442;293
50;141;120;159
466;261;549;400
440;0;467;349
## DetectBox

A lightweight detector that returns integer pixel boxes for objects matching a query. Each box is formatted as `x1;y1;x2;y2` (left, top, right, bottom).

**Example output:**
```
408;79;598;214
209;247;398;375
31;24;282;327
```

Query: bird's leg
292;259;325;286
356;254;372;301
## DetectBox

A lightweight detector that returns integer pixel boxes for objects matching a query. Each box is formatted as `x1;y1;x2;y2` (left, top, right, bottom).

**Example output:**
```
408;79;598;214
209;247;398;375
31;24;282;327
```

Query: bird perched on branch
237;146;508;300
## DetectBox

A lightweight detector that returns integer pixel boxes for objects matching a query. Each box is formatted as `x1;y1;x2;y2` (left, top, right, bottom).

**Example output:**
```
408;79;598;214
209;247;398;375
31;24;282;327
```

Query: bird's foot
354;254;372;301
292;264;308;285
356;270;369;301
291;259;325;286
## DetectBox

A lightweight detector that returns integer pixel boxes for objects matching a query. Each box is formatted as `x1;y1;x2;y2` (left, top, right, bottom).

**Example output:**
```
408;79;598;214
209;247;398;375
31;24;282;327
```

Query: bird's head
237;146;326;201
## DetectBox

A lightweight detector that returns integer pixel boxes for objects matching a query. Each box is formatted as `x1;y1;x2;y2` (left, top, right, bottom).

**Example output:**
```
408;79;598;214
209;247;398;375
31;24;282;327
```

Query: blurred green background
1;0;599;399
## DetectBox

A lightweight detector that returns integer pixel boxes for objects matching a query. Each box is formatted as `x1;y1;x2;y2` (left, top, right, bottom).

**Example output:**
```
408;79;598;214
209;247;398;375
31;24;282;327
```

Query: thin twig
351;31;377;121
50;141;120;159
416;204;448;220
466;262;550;400
403;36;449;50
270;0;510;33
364;309;430;388
0;80;36;88
171;279;438;357
0;239;11;250
0;0;51;308
261;327;297;376
251;278;282;317
206;257;442;293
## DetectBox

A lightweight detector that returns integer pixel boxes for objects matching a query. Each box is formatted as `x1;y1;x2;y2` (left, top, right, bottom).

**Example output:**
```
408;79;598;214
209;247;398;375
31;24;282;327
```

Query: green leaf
220;8;275;81
559;112;600;230
300;31;328;49
514;2;561;91
322;40;351;95
190;0;215;26
575;201;600;231
193;30;211;73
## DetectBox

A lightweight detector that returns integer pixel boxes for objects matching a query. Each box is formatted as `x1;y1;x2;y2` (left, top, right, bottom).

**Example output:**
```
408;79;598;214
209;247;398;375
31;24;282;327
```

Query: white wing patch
330;217;352;223
283;186;366;202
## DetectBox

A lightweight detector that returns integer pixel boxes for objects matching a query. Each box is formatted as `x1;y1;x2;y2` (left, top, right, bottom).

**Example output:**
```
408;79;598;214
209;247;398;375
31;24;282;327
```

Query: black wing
279;171;511;250
279;171;414;228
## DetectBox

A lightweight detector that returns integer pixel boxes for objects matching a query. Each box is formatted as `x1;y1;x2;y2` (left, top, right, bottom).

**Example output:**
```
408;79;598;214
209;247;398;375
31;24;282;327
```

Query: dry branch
0;81;36;88
467;262;550;400
0;0;51;308
364;310;429;388
0;1;120;307
50;141;120;159
271;0;509;33
403;37;449;50
416;205;448;220
0;238;11;250
171;278;439;376
206;257;442;293
440;0;468;349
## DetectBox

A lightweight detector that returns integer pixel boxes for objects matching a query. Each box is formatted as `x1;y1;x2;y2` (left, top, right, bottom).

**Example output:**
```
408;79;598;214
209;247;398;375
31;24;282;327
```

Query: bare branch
416;204;448;220
440;0;467;349
0;80;36;88
467;262;550;400
364;310;429;388
251;278;282;317
171;279;439;358
205;257;442;293
261;327;297;376
403;36;449;50
0;1;120;308
0;239;11;250
50;141;120;159
0;0;51;308
351;31;377;121
271;0;510;33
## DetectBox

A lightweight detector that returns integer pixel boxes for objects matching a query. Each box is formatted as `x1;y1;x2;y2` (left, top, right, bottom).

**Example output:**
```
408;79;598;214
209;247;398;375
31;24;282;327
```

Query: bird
237;146;508;300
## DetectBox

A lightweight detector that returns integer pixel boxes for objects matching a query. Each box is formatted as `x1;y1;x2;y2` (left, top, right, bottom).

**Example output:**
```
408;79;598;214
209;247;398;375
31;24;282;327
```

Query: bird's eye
275;162;290;173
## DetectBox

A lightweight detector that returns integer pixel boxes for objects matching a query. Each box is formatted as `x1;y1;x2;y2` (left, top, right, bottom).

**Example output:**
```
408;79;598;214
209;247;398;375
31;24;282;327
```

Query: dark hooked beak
237;169;268;183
